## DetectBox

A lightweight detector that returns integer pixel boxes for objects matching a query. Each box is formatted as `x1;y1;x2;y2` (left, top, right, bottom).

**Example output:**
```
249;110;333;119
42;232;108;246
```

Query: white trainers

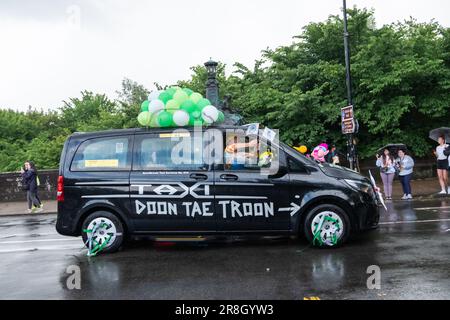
34;207;44;213
407;194;413;199
27;209;32;213
401;194;408;200
439;190;447;195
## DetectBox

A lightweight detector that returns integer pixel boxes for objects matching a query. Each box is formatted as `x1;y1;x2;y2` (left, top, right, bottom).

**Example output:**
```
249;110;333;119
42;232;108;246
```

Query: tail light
57;175;64;202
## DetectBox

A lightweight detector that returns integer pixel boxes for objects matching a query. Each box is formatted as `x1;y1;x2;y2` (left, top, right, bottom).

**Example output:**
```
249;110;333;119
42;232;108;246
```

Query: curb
0;211;57;218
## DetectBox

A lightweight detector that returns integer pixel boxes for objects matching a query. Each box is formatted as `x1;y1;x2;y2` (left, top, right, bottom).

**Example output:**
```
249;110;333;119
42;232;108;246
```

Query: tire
81;211;124;254
303;204;351;248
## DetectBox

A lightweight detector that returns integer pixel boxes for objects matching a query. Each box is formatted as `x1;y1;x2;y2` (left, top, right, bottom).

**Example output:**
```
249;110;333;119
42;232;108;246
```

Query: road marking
379;218;450;225
414;206;450;211
0;238;80;245
304;297;320;300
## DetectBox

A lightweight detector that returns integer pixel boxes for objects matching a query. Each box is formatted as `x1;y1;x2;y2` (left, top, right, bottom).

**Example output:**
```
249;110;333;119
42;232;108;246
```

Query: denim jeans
399;173;412;195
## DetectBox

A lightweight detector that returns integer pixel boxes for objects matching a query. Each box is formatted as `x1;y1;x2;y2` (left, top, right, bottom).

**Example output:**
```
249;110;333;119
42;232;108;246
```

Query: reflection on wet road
0;199;449;299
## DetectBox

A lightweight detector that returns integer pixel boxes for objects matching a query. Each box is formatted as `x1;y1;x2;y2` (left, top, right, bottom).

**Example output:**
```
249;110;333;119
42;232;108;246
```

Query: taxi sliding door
130;130;216;233
213;129;293;232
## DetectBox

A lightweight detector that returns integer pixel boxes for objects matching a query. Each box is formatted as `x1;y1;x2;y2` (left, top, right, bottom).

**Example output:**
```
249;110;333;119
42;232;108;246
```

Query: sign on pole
341;105;355;134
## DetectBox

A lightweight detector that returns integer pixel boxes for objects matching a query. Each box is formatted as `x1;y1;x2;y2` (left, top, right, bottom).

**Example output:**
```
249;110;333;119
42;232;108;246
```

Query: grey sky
1;0;449;111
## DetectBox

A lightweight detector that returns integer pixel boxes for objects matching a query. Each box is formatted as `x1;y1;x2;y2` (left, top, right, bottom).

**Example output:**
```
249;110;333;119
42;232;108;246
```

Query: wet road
0;199;449;300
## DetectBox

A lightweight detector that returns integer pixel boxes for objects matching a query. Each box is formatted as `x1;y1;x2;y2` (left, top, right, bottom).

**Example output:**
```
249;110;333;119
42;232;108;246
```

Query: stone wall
0;160;439;202
0;169;59;202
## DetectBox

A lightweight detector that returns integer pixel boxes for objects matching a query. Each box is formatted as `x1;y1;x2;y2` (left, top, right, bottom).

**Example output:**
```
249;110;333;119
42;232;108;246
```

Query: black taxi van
56;126;379;253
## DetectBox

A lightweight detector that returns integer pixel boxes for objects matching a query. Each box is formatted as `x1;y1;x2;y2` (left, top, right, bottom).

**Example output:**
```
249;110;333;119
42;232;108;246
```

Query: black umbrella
429;127;450;143
376;144;407;157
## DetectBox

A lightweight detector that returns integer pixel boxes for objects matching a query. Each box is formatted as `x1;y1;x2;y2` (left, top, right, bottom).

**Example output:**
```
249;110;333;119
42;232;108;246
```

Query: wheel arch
76;203;130;237
295;195;356;236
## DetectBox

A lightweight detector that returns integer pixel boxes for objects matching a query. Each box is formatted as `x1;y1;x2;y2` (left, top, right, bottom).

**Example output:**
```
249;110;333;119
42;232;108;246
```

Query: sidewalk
0;178;448;217
0;200;57;217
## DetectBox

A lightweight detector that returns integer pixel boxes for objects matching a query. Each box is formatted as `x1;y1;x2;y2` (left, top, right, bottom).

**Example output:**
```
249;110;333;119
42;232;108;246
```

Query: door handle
220;174;238;181
190;173;208;181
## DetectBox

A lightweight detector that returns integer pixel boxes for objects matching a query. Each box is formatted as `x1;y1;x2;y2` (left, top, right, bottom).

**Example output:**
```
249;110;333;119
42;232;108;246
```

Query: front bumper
354;195;380;231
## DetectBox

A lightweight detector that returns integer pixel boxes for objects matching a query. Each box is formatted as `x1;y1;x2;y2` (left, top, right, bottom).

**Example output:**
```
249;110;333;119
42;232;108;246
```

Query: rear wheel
81;211;124;254
303;204;350;248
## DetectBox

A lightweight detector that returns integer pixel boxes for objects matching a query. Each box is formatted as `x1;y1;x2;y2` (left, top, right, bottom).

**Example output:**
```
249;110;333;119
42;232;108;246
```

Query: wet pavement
0;199;449;300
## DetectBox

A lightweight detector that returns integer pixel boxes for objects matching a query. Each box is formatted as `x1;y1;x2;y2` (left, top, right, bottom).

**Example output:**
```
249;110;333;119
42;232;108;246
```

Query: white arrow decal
278;202;301;216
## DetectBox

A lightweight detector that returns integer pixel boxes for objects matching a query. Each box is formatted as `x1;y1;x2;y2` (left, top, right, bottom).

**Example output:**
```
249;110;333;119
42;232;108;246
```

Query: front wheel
303;204;350;248
81;211;124;255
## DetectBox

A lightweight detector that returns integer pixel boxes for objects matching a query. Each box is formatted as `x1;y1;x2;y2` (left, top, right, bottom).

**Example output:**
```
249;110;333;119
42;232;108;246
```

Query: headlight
343;179;374;197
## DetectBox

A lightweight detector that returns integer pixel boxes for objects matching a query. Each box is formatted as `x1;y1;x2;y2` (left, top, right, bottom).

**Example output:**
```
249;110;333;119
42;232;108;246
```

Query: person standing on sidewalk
21;161;43;213
434;135;449;194
376;148;396;200
446;144;450;193
395;149;415;200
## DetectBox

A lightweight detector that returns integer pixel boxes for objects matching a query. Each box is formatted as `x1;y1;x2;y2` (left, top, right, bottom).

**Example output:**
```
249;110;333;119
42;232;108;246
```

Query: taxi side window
288;156;309;174
133;134;207;171
224;133;278;171
71;136;130;171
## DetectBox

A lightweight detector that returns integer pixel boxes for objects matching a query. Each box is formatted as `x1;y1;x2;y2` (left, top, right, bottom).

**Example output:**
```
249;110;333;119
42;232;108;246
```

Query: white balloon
148;90;162;101
201;105;219;124
173;110;190;126
148;99;165;114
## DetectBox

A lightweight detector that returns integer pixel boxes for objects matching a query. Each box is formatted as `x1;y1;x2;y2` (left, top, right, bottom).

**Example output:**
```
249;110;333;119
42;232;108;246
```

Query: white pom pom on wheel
201;105;219;124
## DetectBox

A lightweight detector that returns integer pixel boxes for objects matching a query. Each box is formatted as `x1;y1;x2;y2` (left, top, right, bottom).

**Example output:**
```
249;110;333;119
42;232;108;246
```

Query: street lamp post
342;0;358;171
204;59;220;108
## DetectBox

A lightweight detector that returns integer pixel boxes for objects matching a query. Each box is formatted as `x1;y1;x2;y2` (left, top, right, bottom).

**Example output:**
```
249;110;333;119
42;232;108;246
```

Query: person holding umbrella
433;135;449;194
376;148;396;200
395;148;415;200
429;128;450;194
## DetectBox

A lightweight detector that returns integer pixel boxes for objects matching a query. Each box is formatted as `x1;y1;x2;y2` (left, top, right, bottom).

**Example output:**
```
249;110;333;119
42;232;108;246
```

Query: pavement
1;177;448;217
0;198;449;299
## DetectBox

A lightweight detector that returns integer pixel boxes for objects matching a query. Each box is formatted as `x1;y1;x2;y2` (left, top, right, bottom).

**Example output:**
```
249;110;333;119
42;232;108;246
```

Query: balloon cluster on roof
137;87;224;127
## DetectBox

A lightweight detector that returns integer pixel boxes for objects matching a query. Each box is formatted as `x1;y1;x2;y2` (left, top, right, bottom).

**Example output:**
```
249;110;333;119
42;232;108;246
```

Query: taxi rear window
71;136;131;171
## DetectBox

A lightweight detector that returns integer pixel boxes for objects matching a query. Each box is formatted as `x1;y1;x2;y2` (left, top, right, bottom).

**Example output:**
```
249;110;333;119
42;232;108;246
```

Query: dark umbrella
429;127;450;143
377;144;407;157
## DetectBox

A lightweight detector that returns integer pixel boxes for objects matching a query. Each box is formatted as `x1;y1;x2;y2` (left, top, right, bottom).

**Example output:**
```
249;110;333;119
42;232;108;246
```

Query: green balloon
197;98;211;109
189;92;203;104
165;88;176;98
165;99;181;110
188;114;203;126
183;88;193;96
137;111;151;126
173;89;189;104
180;100;196;113
217;111;225;123
191;106;201;119
159;91;171;104
149;112;160;127
157;111;173;127
140;100;149;112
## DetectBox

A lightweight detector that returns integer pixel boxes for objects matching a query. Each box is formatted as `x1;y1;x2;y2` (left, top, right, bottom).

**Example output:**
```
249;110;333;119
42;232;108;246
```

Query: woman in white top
434;135;449;194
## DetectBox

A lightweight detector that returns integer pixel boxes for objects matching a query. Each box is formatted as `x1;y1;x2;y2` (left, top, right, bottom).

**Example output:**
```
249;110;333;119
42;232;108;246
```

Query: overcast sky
1;0;449;112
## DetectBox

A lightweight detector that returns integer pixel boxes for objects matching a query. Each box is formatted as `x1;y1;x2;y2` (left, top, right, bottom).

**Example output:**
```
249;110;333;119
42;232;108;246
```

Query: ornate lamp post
204;58;243;125
204;59;220;108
